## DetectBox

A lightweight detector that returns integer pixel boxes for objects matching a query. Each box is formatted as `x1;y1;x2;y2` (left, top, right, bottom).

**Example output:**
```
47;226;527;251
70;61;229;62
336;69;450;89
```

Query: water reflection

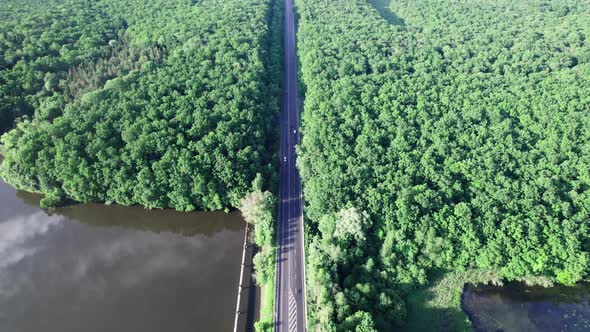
0;211;62;271
13;186;241;237
0;180;244;332
462;283;590;332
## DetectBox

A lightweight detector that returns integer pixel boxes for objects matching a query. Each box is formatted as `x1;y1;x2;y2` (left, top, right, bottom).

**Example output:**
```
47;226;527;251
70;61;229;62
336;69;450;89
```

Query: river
463;282;590;332
0;179;245;332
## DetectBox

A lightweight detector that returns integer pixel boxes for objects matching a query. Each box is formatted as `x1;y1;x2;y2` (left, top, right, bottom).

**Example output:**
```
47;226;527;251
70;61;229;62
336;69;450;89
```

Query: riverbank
234;225;262;332
402;270;503;331
403;269;590;331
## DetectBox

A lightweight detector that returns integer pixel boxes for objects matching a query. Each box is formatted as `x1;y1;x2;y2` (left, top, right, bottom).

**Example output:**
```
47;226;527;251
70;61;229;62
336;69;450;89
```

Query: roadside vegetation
0;0;280;211
295;0;590;330
247;1;283;329
241;185;277;331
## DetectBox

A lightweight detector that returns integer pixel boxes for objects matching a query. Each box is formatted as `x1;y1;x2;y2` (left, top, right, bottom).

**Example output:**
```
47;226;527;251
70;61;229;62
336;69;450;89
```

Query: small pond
462;282;590;331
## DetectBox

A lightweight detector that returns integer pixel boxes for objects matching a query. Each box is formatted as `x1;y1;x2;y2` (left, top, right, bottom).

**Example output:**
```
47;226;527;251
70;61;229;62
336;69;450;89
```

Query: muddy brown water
462;282;590;332
0;179;245;332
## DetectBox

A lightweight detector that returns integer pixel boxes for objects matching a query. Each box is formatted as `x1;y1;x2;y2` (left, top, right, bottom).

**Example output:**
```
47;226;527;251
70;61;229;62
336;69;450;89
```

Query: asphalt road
274;0;306;330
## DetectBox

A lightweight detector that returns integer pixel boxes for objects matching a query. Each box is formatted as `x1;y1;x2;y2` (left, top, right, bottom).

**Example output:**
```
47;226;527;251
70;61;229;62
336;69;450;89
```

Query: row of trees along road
295;0;590;330
1;0;282;210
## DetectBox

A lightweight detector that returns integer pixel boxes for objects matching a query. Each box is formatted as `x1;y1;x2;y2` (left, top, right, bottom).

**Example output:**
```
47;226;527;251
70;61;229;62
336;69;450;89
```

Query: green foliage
332;208;371;244
340;311;378;332
39;190;65;208
1;0;281;212
307;208;407;331
239;178;279;330
241;189;276;243
253;246;275;286
240;185;277;286
0;0;124;133
295;0;590;329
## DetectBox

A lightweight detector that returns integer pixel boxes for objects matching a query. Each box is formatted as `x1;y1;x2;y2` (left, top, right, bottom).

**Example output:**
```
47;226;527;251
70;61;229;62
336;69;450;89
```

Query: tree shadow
367;0;406;26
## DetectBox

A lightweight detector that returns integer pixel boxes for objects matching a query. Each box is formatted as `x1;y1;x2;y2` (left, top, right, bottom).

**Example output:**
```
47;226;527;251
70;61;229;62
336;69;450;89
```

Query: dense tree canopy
0;0;124;132
295;0;590;330
0;0;282;210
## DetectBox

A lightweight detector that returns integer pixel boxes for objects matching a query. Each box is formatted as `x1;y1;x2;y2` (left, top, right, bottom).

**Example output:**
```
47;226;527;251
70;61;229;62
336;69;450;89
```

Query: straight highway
274;0;306;330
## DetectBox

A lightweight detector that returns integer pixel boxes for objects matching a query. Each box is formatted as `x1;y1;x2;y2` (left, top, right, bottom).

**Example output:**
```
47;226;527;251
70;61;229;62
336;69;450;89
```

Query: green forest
0;0;281;210
295;0;590;330
3;0;590;330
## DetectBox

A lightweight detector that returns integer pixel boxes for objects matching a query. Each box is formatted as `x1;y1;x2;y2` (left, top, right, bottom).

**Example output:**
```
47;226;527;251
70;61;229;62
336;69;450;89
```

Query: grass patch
255;261;276;332
402;269;502;332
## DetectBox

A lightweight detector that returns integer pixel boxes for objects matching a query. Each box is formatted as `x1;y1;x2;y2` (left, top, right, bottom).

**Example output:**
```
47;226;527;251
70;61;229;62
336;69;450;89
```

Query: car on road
293;129;297;135
283;156;287;162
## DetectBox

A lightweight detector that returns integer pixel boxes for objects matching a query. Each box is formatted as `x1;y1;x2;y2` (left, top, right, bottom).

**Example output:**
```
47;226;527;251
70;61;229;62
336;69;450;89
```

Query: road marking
288;289;297;332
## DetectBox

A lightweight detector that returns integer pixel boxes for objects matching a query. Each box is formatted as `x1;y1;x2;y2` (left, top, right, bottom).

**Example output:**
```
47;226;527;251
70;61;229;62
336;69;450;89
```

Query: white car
283;156;287;162
293;129;297;135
